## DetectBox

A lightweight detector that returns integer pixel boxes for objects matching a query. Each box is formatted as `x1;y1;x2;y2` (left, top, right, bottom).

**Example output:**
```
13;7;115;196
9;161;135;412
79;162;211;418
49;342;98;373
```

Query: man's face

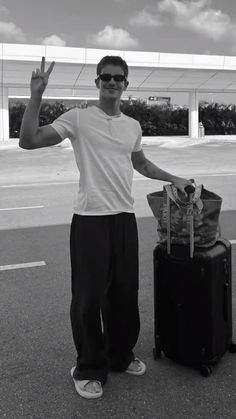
95;64;128;100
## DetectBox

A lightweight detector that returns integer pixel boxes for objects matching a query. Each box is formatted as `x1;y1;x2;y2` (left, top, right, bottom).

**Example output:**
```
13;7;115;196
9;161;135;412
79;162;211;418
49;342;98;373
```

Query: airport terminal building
1;43;236;142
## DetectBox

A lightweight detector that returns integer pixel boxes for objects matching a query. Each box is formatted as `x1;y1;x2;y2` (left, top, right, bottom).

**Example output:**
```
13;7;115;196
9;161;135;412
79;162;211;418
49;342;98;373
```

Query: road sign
148;96;171;105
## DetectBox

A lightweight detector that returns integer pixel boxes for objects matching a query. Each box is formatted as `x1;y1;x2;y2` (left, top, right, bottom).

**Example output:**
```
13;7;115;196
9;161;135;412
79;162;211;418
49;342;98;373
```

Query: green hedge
120;100;188;135
9;101;69;138
9;99;236;138
199;103;236;135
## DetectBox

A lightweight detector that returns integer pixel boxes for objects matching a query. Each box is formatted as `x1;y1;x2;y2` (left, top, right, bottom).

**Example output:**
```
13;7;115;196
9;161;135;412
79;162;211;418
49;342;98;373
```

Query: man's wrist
30;92;43;103
164;174;178;183
169;175;183;184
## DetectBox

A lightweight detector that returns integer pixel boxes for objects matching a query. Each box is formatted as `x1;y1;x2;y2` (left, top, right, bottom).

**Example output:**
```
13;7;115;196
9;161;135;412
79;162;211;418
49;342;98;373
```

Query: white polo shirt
50;105;142;215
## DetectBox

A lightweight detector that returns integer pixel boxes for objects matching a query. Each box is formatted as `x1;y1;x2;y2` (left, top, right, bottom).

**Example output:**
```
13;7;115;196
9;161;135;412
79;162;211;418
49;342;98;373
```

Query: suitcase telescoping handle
166;180;195;258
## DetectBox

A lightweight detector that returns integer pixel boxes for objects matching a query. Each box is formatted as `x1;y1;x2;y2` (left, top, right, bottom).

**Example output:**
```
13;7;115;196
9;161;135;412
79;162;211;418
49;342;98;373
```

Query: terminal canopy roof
2;43;236;100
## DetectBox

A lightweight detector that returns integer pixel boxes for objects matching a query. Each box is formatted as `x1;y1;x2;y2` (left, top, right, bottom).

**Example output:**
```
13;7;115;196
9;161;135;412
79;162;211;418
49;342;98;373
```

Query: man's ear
95;77;100;88
124;80;129;90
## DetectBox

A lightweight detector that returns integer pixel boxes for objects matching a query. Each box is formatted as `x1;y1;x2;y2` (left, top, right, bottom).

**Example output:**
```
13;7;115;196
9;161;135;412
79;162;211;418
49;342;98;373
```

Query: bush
9;102;26;138
39;102;69;126
9;99;236;138
9;101;70;138
199;103;236;135
121;100;188;135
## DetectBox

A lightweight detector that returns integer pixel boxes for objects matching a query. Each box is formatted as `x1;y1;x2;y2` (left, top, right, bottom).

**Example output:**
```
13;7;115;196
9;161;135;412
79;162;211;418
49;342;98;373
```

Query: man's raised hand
31;57;55;97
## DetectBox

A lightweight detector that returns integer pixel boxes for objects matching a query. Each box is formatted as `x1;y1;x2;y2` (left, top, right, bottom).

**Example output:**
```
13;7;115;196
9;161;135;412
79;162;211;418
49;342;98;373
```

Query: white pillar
0;86;9;141
188;91;199;138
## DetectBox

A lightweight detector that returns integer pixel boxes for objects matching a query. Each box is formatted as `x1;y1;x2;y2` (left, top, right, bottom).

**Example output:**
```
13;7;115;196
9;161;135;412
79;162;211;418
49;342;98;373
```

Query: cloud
0;5;9;15
0;21;26;42
158;0;210;16
129;0;236;43
42;35;66;46
158;0;233;41
0;5;26;42
129;10;163;27
88;25;138;49
189;9;232;41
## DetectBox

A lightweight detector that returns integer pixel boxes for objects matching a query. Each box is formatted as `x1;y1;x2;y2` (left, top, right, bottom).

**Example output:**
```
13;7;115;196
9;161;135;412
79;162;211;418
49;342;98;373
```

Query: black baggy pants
70;213;140;384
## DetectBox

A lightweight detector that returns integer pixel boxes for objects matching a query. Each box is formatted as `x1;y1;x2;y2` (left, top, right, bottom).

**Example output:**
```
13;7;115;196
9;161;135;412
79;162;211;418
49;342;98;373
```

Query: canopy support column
188;91;199;138
0;86;9;141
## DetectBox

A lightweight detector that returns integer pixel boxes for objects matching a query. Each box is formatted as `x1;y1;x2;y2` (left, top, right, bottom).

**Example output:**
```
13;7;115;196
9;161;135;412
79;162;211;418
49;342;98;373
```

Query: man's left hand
172;177;194;197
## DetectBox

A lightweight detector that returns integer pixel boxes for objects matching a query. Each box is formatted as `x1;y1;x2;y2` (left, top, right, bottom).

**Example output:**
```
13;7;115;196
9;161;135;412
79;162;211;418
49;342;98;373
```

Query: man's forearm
136;158;181;183
19;94;42;148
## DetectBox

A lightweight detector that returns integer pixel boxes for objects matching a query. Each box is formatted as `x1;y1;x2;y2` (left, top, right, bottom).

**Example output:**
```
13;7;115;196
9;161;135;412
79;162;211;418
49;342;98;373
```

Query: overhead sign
148;96;171;104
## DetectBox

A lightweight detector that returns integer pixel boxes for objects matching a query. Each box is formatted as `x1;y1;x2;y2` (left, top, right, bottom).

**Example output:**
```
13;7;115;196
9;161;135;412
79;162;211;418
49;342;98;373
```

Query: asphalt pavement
1;137;236;419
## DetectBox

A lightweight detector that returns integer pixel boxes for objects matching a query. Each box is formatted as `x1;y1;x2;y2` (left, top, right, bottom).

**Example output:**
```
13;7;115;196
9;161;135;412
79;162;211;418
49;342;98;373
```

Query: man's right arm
19;94;62;149
19;57;62;150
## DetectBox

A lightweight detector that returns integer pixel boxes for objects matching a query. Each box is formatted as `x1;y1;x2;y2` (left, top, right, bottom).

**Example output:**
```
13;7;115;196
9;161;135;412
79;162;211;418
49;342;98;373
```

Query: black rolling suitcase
153;239;236;376
151;184;236;376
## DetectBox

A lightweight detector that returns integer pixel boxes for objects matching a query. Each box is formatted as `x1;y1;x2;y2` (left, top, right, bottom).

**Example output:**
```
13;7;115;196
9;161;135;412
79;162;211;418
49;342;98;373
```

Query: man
20;55;192;399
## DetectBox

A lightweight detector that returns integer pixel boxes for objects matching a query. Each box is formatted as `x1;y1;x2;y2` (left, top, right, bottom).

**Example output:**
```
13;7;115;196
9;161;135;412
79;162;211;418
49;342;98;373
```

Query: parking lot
1;138;236;419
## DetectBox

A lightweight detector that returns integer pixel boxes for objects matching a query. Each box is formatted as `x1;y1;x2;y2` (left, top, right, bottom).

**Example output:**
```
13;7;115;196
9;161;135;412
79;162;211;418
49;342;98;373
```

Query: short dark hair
96;56;128;78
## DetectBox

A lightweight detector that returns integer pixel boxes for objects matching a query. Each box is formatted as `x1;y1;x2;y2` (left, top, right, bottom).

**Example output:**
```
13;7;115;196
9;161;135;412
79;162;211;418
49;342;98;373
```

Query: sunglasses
98;73;126;82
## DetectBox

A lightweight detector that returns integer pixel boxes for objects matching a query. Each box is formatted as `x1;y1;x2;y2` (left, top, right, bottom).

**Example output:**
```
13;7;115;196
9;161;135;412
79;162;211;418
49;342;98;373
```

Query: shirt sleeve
133;121;142;152
50;108;78;142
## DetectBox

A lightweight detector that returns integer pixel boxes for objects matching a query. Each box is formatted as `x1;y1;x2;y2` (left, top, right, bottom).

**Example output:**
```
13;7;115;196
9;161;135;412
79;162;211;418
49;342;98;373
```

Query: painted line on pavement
0;181;76;188
1;173;236;188
133;173;236;180
197;173;236;177
1;241;235;272
0;206;44;211
0;261;46;271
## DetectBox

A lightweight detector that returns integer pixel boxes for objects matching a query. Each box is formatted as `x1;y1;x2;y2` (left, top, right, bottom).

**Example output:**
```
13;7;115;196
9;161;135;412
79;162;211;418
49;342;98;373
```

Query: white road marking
0;173;236;188
0;181;77;188
133;173;236;180
0;206;44;211
197;173;236;177
2;241;236;272
0;261;46;271
0;172;236;189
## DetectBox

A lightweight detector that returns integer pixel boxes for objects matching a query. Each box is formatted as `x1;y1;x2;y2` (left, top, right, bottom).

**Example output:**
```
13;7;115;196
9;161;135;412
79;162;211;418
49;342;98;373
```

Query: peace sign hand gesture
31;56;55;97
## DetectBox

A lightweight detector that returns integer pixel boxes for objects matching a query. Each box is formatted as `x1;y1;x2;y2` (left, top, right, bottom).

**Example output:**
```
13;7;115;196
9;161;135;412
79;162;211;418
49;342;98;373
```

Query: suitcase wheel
229;342;236;353
200;364;212;377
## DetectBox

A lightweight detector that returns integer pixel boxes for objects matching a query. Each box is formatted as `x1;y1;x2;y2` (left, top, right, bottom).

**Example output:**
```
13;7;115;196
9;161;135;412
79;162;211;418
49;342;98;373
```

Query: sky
1;0;236;104
1;0;236;55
